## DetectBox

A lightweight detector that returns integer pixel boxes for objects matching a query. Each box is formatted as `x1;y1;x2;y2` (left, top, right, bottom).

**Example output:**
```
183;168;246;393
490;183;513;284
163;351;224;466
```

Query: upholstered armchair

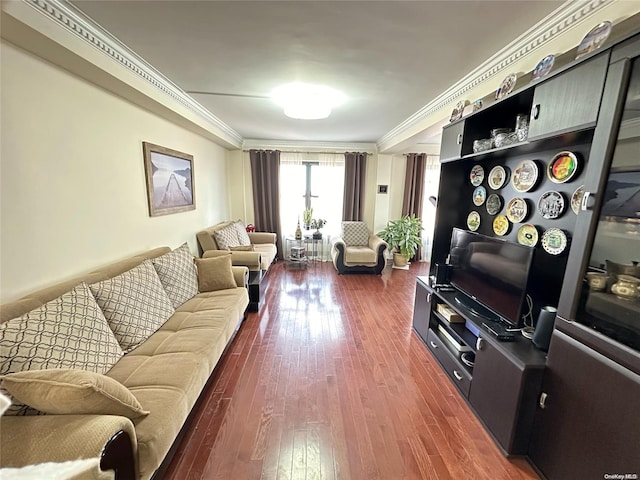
331;221;388;274
196;220;277;272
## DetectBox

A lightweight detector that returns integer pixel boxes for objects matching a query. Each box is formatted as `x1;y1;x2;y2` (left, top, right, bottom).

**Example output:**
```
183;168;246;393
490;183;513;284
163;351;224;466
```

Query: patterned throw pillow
234;220;252;246
152;243;199;308
0;282;124;415
213;223;240;250
90;260;175;353
342;221;370;246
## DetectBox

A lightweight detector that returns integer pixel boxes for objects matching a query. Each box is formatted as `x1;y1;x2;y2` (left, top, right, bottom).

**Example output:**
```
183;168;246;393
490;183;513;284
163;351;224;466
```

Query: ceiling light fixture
271;82;346;120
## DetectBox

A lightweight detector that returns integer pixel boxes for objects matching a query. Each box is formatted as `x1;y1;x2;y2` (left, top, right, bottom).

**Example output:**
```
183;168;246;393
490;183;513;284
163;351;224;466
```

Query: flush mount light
271;82;346;120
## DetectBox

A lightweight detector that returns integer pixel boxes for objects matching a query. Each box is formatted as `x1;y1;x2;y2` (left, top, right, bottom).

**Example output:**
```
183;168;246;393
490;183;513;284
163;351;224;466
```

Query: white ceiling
69;0;565;146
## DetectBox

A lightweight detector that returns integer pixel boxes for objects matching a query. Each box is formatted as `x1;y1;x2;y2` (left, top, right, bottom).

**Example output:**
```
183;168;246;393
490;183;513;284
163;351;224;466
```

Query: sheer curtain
420;155;441;262
279;152;345;260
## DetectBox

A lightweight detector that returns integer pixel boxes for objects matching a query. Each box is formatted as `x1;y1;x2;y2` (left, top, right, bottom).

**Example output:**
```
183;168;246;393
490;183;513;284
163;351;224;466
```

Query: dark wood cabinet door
412;279;432;343
528;53;609;139
440;120;465;161
529;330;640;479
469;335;542;455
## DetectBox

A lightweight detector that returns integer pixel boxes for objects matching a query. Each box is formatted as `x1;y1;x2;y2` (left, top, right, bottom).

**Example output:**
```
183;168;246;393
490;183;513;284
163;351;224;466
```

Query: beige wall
0;41;230;302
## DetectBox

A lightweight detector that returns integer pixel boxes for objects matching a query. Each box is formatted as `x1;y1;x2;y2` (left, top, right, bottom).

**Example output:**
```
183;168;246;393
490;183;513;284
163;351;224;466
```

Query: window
279;152;345;244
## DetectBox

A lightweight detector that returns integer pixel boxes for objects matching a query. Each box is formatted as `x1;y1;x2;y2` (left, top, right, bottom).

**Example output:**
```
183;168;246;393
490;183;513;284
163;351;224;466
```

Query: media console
413;276;547;456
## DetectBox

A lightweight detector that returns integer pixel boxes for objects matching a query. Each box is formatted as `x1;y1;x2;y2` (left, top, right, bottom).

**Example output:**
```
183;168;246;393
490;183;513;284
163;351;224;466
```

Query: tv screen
448;228;534;326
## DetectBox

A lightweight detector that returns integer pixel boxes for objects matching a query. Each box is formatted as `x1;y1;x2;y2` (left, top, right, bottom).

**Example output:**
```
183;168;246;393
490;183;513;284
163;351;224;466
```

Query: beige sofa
0;246;249;480
196;220;277;271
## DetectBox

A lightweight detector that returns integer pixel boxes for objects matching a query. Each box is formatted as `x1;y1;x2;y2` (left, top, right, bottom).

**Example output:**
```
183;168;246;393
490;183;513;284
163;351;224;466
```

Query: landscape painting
143;142;195;216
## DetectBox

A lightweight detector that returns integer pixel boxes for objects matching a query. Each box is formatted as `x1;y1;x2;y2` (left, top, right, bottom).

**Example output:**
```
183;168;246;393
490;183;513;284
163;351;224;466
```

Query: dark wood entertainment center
414;20;640;479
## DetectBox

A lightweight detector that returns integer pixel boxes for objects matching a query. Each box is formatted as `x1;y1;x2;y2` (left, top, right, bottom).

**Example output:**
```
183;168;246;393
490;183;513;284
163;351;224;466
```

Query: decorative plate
576;21;612;60
538;191;566;219
571;185;585;215
467;211;480;231
547;151;579;184
506;197;528;223
496;73;518;100
493;215;510;236
532;54;555;81
517;224;539;247
450;100;469;122
473;186;487;206
511;160;539;193
470;165;484;186
488;165;508;190
541;228;568;255
486;194;502;215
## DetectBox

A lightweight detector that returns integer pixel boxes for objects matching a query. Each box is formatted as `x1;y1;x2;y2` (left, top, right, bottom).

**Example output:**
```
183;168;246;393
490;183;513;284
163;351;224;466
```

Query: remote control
482;322;516;341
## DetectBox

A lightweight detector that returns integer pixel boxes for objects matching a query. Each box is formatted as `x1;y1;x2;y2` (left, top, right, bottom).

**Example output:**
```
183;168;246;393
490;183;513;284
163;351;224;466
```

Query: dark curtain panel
250;149;284;259
402;153;426;217
342;151;367;221
402;153;427;260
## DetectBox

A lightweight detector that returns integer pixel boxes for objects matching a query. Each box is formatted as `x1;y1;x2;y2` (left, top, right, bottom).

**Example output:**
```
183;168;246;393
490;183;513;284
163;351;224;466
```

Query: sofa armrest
248;232;277;245
232;266;249;288
203;249;262;271
368;235;388;254
1;415;136;475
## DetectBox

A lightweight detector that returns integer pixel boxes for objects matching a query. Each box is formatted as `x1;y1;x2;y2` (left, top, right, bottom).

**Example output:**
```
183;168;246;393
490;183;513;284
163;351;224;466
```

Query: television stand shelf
413;276;547;456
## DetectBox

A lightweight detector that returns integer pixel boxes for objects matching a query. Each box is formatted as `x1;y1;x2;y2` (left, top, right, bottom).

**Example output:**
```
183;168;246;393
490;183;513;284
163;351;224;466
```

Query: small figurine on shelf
295;218;302;240
310;218;326;239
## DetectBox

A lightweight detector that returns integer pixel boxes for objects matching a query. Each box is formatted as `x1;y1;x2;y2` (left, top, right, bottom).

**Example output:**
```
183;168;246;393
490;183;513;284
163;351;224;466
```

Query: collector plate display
493;215;510;236
488;165;508;190
473;186;487;206
467;211;480;231
496;73;518;99
470;165;485;186
538;191;566;219
506;197;528;223
517;224;539;247
547;151;579;184
571;185;585;214
485;194;502;215
511;159;539;193
541;228;568;255
532;54;555;81
575;21;612;60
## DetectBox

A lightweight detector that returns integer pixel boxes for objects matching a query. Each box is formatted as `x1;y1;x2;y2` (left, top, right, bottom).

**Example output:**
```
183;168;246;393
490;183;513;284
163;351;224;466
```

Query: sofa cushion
0;282;124;415
151;243;199;309
234;220;252;246
230;245;254;251
195;255;237;292
90;260;175;353
344;245;378;264
213;223;240;249
1;369;149;419
342;221;370;246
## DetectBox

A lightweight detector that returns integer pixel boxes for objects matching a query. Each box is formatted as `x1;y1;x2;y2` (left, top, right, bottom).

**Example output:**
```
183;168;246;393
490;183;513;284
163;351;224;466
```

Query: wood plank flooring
163;261;540;479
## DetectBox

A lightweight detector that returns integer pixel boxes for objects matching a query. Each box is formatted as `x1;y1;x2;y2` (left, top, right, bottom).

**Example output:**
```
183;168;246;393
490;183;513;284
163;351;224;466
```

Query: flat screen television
448;228;535;327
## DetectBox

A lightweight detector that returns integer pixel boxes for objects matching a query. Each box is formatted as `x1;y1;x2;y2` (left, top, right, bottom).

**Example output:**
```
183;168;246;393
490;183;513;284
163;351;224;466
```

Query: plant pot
393;252;409;267
312;231;322;239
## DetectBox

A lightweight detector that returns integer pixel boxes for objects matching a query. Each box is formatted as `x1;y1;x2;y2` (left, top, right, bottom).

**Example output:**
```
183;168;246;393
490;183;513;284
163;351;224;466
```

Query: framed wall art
142;142;195;217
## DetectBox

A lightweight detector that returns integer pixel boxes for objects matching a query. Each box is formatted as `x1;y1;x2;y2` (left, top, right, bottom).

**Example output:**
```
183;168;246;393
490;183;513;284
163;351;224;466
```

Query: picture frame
142;142;195;217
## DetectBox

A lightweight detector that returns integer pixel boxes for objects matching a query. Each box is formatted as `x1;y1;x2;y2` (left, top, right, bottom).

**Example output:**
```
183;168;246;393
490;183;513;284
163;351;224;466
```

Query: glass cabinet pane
577;58;640;352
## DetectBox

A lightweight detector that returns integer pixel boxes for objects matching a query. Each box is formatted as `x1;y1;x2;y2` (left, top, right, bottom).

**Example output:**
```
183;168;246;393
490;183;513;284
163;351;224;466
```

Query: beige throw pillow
1;369;149;419
230;245;254;251
195;255;237;292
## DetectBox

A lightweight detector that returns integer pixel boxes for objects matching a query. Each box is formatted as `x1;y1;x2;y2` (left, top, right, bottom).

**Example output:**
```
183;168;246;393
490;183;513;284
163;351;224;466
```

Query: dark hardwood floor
163;261;540;479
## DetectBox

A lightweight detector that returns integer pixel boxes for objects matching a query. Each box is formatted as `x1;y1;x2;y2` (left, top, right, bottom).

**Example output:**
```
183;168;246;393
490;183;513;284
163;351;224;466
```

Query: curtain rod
242;150;373;155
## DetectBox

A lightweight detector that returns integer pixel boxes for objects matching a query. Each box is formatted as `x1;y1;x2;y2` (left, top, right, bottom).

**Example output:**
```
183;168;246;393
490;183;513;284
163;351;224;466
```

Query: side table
285;236;308;269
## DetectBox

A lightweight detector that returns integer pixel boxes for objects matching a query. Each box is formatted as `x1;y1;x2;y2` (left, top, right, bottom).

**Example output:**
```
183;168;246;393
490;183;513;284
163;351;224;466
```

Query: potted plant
378;214;423;267
310;218;326;239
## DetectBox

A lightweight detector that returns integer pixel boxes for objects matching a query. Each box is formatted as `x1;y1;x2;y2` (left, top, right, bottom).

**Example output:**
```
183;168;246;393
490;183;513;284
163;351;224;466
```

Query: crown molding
377;0;611;150
242;139;378;154
16;0;243;148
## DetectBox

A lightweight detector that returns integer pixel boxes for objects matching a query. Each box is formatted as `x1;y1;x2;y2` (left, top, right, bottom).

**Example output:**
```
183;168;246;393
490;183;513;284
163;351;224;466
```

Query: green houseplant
378;214;423;267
